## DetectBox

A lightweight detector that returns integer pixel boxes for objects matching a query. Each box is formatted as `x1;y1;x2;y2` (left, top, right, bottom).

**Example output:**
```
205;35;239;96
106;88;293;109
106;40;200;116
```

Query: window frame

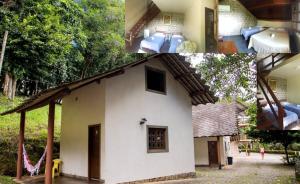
146;125;169;153
145;66;167;95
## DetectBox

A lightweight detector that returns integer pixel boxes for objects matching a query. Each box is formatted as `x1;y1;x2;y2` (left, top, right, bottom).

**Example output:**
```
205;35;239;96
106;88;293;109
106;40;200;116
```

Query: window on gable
145;66;166;94
147;126;169;153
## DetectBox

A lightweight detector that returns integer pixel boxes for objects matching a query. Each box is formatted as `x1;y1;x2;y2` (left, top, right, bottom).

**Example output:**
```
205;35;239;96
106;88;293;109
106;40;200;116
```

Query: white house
192;102;240;168
3;54;217;184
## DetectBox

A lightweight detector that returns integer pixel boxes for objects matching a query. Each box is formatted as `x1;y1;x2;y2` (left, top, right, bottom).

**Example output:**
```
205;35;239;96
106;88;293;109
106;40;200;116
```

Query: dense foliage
0;0;141;98
188;53;256;102
248;131;300;164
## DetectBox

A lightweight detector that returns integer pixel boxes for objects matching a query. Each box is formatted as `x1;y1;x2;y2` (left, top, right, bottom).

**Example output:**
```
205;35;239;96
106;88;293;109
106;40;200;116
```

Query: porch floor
26;176;102;184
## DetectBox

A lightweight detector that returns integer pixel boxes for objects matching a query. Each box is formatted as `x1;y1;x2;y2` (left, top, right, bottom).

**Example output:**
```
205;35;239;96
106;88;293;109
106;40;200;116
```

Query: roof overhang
1;54;218;115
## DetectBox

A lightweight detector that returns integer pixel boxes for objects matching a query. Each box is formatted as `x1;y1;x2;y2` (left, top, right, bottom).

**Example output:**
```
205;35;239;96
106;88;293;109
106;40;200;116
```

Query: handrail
262;54;294;71
128;1;160;38
257;79;278;120
258;74;284;129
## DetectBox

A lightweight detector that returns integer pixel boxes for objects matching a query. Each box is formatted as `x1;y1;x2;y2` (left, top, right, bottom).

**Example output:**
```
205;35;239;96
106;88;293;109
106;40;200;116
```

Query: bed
140;32;166;53
168;34;184;53
263;104;298;130
248;28;291;53
283;102;300;119
241;26;265;40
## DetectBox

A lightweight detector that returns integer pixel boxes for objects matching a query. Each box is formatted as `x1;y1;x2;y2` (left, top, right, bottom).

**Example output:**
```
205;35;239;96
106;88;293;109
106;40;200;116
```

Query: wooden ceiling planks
238;0;292;20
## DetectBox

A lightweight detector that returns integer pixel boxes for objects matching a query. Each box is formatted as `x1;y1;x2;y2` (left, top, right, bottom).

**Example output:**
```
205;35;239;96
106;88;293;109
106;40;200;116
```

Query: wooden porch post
45;101;55;184
217;136;222;170
16;111;25;180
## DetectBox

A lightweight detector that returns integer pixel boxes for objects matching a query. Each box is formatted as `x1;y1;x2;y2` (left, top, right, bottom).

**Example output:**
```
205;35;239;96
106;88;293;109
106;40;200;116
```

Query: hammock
22;144;47;176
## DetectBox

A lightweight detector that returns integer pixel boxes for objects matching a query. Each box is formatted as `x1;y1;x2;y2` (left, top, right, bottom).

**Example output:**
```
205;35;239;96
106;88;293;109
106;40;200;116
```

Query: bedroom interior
218;0;300;54
257;53;300;130
125;0;218;53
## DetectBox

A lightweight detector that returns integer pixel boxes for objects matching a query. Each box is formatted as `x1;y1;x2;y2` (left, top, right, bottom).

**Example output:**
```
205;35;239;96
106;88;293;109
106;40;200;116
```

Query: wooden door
88;125;100;180
205;7;216;52
208;141;218;166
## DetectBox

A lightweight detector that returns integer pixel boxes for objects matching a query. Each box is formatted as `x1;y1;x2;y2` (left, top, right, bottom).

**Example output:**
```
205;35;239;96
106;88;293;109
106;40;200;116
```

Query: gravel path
150;153;295;184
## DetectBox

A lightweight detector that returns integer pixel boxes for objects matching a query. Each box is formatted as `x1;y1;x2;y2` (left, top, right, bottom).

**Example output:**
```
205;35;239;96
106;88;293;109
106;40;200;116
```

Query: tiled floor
222;35;255;53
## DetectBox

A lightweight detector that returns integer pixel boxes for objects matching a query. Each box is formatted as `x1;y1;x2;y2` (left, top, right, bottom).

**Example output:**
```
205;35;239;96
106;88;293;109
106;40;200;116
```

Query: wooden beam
45;101;55;184
190;90;206;97
174;72;192;80
16;111;25;180
217;136;222;170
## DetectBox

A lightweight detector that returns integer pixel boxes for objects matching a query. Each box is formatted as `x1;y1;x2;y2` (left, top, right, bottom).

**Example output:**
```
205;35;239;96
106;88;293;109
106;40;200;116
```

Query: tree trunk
3;72;17;100
7;74;13;99
81;56;92;79
3;72;10;96
10;77;17;100
0;31;9;75
284;144;290;164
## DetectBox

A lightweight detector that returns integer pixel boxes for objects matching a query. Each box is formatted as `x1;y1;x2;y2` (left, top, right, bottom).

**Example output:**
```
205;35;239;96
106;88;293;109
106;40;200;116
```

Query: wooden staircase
256;53;294;130
125;1;160;46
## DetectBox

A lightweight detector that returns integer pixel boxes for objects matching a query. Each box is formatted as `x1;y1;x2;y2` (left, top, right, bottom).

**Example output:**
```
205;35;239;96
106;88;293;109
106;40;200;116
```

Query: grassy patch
0;175;14;184
272;176;295;184
0;95;61;141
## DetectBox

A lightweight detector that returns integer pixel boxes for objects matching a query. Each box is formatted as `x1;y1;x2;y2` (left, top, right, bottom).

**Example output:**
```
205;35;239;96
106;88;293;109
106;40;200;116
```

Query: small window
147;126;169;153
145;66;166;94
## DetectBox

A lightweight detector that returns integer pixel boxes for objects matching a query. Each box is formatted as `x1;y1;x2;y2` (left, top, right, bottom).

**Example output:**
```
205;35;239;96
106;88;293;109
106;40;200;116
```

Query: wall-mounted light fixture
140;118;147;125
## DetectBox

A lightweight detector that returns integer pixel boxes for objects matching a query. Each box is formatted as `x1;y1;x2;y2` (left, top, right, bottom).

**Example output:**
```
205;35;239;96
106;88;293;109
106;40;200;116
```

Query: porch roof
192;102;240;137
1;54;218;115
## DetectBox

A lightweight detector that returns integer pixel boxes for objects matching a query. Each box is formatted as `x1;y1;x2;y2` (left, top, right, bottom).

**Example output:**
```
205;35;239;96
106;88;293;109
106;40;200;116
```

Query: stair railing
126;1;160;45
257;74;284;129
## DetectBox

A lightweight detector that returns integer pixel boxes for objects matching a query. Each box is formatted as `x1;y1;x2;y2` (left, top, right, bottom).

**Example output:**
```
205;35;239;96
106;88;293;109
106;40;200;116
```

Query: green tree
0;0;86;98
77;0;129;79
189;53;256;101
248;131;300;164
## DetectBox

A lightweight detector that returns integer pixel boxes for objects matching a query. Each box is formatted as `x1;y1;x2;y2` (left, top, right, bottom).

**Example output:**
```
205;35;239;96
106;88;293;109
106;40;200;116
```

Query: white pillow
154;32;165;37
172;34;183;38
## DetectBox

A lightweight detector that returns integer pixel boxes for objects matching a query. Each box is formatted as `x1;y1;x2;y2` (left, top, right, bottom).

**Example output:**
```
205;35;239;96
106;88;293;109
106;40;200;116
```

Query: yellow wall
183;0;217;52
125;0;149;33
287;77;300;104
257;20;292;29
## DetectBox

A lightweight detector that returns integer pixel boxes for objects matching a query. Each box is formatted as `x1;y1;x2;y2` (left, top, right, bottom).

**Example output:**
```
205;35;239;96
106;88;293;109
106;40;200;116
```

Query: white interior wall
183;0;217;52
103;59;195;184
125;0;149;33
287;76;300;104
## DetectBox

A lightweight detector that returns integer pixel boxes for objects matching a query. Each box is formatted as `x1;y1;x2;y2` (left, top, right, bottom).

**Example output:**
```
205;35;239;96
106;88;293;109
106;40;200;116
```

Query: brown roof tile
192;102;240;137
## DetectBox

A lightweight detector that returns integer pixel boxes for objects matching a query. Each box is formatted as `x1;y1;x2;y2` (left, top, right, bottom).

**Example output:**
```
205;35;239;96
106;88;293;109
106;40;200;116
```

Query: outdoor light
140;118;147;125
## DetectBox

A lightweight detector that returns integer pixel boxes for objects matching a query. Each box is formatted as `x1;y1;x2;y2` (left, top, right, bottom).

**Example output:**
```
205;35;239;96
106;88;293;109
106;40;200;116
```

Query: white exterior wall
194;136;229;166
60;82;105;177
60;59;195;184
103;59;195;184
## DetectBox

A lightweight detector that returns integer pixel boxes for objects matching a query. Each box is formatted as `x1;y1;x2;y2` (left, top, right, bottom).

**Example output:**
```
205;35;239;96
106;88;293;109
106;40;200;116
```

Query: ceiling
152;0;197;13
238;0;292;20
270;54;300;78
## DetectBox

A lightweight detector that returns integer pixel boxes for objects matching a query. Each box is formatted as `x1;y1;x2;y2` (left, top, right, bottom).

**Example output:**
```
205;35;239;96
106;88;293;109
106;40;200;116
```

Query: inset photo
125;0;218;53
218;0;299;54
257;53;300;130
